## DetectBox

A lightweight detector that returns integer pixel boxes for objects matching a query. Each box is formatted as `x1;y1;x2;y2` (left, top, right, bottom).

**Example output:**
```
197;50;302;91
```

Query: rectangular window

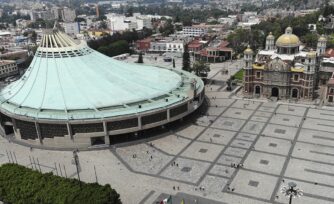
330;88;334;94
293;74;299;81
256;71;261;79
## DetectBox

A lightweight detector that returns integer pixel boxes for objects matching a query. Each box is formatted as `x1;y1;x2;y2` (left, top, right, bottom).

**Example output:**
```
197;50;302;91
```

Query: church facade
242;27;327;101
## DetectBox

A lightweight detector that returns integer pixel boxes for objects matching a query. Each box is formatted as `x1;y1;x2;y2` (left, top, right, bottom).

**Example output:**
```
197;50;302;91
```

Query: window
256;71;261;79
293;74;299;81
329;96;333;103
330;88;334;94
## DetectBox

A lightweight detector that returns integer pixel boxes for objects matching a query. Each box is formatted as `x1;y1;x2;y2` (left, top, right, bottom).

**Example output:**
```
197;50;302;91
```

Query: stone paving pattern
2;89;334;203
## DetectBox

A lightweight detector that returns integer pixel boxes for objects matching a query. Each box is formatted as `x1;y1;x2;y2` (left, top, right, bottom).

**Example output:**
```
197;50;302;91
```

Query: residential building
61;7;76;22
63;22;80;36
166;41;184;52
183;26;208;37
136;38;151;52
30;10;55;21
0;60;19;79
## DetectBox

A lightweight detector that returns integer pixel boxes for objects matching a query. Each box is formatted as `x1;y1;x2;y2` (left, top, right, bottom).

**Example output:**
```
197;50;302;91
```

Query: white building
182;26;208;37
0;60;18;79
166;41;184;52
63;22;80;36
30;10;55;21
61;7;76;22
107;14;152;32
136;17;152;29
218;15;237;26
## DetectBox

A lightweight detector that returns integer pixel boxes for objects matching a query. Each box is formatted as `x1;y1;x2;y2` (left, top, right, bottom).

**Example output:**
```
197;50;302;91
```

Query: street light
73;150;81;188
281;182;303;204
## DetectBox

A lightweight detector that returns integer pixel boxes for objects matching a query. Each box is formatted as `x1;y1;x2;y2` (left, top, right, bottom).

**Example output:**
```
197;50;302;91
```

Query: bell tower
243;45;254;97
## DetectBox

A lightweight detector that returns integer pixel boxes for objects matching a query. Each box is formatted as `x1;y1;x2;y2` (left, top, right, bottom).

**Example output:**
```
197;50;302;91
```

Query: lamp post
281;182;303;204
73;150;81;187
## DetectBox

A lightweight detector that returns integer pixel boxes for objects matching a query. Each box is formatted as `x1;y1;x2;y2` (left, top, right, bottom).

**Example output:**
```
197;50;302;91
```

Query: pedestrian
151;155;153;159
177;186;180;190
173;186;175;190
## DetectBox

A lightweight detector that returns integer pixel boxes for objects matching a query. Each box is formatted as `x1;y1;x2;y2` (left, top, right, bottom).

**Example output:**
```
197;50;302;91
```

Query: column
67;123;73;140
103;121;110;145
35;122;42;144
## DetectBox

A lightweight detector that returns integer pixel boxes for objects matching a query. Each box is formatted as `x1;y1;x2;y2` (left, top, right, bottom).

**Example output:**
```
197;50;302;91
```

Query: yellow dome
319;34;327;42
307;49;317;58
276;27;300;47
244;45;253;54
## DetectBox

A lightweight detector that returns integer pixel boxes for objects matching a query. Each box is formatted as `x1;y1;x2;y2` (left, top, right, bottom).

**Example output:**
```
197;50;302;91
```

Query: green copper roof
0;32;204;121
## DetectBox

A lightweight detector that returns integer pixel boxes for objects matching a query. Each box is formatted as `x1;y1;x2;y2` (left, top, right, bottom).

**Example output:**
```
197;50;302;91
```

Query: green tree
301;33;319;48
192;61;210;77
0;164;122;204
99;21;108;29
182;44;191;72
31;31;37;43
137;52;144;63
159;19;174;36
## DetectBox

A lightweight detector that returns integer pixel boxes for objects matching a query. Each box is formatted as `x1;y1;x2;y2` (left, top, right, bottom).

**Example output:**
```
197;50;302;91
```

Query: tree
99;21;108;29
31;31;37;43
182;44;191;72
137;52;143;63
192;61;210;77
301;33;318;48
173;58;175;68
159;19;174;36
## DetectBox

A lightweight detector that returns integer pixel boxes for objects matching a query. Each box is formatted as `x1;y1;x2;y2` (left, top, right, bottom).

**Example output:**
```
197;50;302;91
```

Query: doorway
90;136;105;146
271;87;279;97
4;125;14;135
292;89;298;98
255;86;261;94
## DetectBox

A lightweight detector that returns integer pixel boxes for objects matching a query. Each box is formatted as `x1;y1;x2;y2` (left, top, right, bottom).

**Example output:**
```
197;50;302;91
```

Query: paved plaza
2;88;334;203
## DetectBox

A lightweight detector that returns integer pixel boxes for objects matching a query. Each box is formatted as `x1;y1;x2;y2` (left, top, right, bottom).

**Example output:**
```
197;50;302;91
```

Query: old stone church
243;27;327;101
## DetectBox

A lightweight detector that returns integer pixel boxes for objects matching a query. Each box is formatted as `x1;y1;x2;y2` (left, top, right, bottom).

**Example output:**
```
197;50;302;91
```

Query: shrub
0;164;121;204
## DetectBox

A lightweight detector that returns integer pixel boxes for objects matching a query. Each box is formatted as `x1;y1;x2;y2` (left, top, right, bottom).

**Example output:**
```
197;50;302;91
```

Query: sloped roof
0;31;204;120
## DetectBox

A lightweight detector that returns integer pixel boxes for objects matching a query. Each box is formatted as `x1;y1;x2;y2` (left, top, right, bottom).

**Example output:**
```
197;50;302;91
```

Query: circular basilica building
0;31;205;149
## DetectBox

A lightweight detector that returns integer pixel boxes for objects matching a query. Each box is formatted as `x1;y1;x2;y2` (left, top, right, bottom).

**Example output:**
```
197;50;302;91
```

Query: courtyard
1;90;334;204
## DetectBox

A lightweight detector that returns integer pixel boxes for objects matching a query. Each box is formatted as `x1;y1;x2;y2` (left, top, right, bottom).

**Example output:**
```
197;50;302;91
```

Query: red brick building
136;38;151;52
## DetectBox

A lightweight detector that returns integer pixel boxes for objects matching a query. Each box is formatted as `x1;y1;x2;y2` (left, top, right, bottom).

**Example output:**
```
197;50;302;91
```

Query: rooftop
0;32;204;121
0;60;16;66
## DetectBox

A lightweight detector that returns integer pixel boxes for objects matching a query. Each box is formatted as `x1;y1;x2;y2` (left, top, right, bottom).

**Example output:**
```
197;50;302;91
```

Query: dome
276;27;300;47
0;31;204;120
307;49;317;58
266;32;274;40
319;34;327;42
244;45;253;54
